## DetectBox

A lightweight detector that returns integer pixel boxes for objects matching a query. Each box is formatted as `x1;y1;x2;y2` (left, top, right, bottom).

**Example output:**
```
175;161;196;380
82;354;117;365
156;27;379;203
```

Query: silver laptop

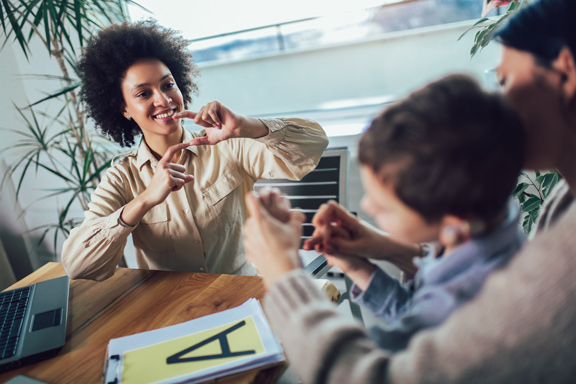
0;275;69;372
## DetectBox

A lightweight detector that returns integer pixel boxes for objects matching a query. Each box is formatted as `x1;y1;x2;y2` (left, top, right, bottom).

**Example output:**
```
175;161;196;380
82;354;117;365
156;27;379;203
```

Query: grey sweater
264;200;576;383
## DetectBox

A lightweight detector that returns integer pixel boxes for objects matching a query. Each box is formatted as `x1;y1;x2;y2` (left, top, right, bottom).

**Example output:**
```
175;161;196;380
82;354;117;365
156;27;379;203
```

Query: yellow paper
122;315;265;384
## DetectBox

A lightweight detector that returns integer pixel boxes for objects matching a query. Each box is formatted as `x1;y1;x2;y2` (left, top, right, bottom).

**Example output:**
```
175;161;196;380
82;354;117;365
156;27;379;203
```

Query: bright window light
128;0;407;39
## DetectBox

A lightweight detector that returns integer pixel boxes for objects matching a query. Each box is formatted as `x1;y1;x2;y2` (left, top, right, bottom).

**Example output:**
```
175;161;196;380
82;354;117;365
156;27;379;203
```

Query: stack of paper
103;299;284;384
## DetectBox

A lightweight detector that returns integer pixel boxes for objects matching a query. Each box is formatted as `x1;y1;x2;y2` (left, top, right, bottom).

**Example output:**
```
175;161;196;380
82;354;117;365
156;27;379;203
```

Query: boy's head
358;74;524;245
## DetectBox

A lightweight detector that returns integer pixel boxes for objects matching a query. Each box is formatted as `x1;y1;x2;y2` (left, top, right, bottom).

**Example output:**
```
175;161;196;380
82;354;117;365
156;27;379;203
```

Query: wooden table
0;262;285;384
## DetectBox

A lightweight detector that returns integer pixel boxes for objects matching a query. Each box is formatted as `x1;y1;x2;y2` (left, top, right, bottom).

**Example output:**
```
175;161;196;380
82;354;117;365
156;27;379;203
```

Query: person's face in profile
360;165;441;245
497;46;568;170
121;58;184;145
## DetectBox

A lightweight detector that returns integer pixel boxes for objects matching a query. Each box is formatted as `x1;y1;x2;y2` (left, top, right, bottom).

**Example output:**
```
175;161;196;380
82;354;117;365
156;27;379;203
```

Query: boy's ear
552;47;576;105
439;216;471;248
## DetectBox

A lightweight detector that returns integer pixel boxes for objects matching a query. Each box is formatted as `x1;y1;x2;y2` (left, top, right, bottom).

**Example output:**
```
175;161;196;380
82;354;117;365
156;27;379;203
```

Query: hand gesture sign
142;142;194;207
174;101;268;146
174;101;240;146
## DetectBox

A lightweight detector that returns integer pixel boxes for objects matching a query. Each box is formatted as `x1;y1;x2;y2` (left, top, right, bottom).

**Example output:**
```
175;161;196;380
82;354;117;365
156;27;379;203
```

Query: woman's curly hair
78;20;199;147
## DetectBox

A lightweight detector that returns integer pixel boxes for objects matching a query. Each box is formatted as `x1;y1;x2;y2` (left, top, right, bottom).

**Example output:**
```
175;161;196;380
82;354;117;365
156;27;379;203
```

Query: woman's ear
552;47;576;106
438;216;471;248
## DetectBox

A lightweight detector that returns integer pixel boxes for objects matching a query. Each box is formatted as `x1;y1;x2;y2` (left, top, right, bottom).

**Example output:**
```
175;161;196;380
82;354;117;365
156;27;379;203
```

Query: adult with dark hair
242;0;576;382
61;20;328;281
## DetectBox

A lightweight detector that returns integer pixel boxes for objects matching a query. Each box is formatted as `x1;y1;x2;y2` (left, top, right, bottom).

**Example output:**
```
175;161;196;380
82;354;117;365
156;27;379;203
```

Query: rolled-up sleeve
233;117;328;181
61;167;134;281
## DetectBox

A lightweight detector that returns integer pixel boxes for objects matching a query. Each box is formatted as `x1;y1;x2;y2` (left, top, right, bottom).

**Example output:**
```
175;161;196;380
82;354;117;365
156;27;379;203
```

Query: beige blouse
61;118;328;280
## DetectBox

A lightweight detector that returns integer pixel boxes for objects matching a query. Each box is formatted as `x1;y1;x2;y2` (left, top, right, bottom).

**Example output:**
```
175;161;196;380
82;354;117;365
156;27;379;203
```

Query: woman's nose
154;91;172;106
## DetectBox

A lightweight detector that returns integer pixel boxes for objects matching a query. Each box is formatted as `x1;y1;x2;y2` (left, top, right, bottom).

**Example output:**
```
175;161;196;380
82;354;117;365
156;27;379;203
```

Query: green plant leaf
522;213;534;235
517;193;527;204
506;1;521;11
457;17;491;41
542;172;560;198
512;182;530;197
529;207;540;221
521;196;541;213
465;0;525;58
26;81;82;107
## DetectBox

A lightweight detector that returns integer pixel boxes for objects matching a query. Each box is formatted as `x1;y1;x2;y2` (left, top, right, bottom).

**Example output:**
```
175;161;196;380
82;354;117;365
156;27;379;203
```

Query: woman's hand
121;143;194;226
174;101;268;146
243;192;305;289
141;142;194;206
256;187;292;223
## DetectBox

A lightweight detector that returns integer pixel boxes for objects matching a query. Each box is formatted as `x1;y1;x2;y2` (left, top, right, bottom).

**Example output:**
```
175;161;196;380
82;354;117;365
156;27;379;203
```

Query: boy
305;74;526;351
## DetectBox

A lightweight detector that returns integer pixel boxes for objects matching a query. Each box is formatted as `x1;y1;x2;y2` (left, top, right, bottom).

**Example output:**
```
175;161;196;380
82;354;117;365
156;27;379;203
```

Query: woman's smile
153;108;177;121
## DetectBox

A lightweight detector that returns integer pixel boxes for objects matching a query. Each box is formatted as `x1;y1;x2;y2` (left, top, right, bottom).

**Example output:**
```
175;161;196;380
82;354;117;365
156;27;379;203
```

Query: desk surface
0;263;284;384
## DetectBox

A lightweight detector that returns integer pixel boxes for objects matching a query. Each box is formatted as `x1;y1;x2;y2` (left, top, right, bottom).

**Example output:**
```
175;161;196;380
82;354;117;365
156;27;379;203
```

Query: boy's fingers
312;200;342;225
330;225;352;239
302;237;320;250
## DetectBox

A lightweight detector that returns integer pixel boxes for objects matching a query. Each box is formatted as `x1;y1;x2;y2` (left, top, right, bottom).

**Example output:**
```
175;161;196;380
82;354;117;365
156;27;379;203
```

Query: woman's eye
136;91;150;98
165;82;175;89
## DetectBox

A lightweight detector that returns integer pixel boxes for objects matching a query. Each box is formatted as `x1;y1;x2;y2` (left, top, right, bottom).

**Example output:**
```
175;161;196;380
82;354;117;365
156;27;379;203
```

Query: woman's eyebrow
131;73;173;92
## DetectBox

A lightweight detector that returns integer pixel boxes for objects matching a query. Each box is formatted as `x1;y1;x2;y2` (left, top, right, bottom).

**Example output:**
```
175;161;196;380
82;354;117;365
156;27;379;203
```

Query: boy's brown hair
358;74;524;223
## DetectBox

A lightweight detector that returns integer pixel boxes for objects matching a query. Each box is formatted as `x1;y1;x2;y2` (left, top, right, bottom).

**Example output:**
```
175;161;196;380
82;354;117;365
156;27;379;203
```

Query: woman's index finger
160;142;191;163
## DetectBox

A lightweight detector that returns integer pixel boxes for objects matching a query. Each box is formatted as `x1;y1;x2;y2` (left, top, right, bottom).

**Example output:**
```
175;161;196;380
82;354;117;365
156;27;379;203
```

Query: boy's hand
303;201;380;258
304;201;421;277
325;253;372;274
325;254;376;292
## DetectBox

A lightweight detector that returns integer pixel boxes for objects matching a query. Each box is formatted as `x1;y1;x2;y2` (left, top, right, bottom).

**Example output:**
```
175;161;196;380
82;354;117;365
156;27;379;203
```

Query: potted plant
0;0;145;255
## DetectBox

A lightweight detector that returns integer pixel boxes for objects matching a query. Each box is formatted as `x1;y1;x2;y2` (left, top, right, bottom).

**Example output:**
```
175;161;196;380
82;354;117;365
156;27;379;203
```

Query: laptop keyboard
0;287;31;360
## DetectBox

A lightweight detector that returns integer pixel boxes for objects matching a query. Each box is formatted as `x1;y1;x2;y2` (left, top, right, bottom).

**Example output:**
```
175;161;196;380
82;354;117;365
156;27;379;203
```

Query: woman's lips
153;109;176;120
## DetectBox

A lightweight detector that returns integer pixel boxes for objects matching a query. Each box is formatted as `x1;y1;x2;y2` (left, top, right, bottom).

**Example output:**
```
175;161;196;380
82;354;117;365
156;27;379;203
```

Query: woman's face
121;58;184;145
497;46;568;170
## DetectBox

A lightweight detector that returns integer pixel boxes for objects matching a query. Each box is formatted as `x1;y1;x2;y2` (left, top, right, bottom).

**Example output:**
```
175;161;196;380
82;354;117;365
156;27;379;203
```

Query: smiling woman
60;20;328;281
121;58;185;155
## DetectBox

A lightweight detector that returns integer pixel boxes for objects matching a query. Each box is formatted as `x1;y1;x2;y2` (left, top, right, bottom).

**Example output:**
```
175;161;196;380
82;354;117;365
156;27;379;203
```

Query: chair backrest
254;148;349;275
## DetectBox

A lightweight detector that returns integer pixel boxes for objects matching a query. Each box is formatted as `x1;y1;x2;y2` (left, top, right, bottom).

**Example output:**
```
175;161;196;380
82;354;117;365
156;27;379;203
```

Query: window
129;0;499;64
